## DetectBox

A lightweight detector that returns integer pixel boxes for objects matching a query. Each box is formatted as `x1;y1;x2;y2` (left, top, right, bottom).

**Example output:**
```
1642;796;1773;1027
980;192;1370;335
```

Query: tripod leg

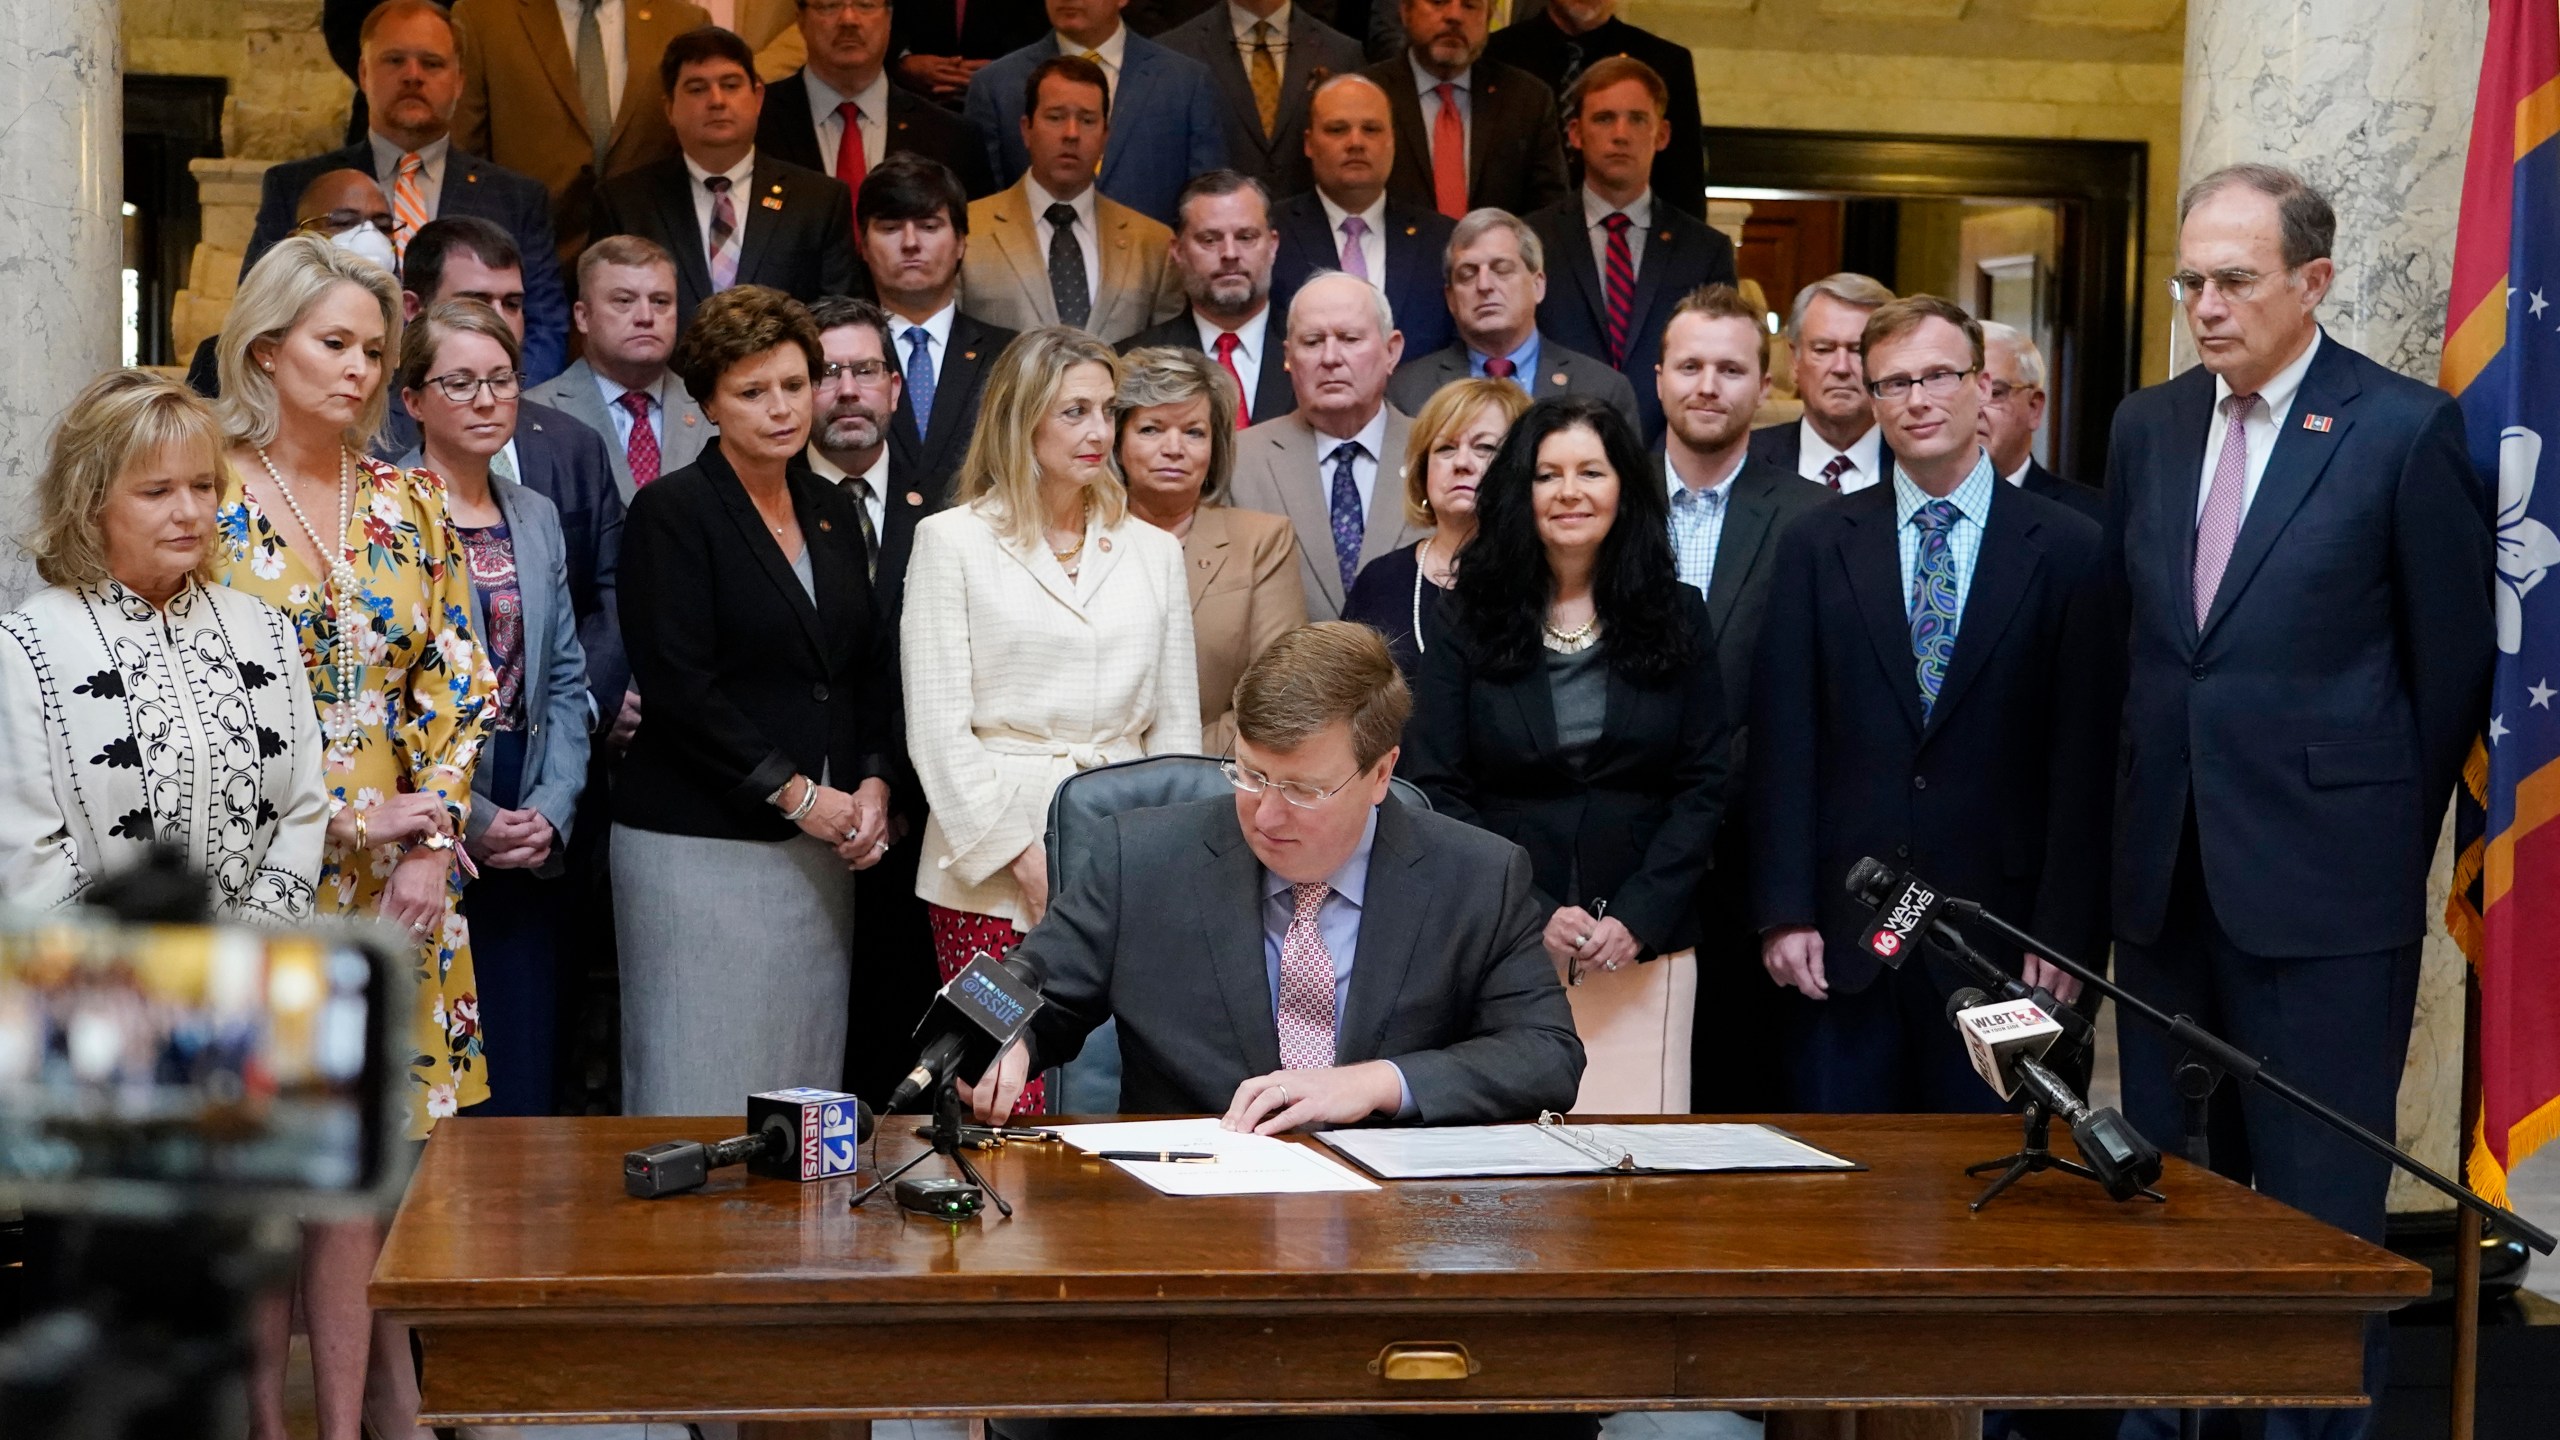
951;1146;1012;1219
847;1145;935;1209
1970;1154;2036;1210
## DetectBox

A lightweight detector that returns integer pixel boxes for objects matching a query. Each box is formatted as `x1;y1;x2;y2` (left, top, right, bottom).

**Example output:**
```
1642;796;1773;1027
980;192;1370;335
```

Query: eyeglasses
1984;379;2039;404
802;0;887;14
820;359;897;385
1866;366;1977;402
1221;757;1364;810
2169;268;2288;306
295;209;396;238
423;370;521;403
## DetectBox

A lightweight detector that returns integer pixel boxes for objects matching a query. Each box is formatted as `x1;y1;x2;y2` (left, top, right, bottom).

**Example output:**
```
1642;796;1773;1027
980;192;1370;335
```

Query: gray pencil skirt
611;823;855;1117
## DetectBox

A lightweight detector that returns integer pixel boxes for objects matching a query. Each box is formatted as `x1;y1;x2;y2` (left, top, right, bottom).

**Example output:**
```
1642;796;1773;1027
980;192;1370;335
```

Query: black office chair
1038;753;1431;1112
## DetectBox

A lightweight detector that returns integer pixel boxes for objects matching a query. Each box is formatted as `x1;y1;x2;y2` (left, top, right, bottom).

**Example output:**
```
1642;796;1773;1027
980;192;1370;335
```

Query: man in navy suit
1123;171;1298;428
1978;320;2102;523
962;0;1228;228
2105;166;2494;1440
1526;55;1735;444
1747;272;1898;494
1269;73;1457;363
756;0;994;202
1156;0;1366;199
245;0;568;382
1482;0;1707;222
1751;296;2115;1114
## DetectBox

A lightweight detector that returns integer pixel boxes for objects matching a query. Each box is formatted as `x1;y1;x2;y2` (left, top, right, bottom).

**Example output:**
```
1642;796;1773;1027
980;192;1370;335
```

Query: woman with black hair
1403;395;1731;1114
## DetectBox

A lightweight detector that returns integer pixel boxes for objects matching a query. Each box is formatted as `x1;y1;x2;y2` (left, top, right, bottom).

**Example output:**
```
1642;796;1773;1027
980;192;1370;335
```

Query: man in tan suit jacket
959;55;1182;345
1228;272;1428;622
451;0;710;272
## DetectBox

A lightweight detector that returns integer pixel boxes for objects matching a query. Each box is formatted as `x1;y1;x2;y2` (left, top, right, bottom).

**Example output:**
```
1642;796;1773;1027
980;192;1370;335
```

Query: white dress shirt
804;67;891;180
1409;52;1471;163
807;444;890;540
891;301;959;398
2003;458;2033;488
1025;175;1102;310
1799;418;1887;494
1317;406;1391;522
1061;22;1130;108
592;369;668;453
684;149;759;272
2197;329;2323;525
368;133;451;215
1316;191;1388;282
1194;304;1272;413
555;0;627;117
1231;1;1293;61
1582;185;1652;282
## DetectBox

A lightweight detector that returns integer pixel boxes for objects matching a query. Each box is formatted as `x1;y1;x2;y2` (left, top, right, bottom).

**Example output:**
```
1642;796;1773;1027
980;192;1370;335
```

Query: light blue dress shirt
1257;807;1413;1113
1893;448;1998;632
1468;331;1542;392
1665;449;1741;597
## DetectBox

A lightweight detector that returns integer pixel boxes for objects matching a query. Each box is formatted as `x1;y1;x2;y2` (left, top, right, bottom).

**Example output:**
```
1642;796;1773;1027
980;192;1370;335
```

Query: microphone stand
1968;1095;2113;1208
847;1071;1014;1220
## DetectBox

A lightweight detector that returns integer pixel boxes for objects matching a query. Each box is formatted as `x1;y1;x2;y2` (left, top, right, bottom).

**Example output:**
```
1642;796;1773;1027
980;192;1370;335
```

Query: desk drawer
1171;1315;1672;1403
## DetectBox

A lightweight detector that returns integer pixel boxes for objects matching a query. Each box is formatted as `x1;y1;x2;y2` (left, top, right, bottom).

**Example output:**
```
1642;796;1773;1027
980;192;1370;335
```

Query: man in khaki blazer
451;0;710;271
959;55;1182;344
1228;272;1428;623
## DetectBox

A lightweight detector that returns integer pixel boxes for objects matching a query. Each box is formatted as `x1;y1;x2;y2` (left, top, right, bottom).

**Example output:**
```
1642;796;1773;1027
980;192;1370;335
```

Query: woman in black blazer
1404;396;1730;1114
612;285;902;1117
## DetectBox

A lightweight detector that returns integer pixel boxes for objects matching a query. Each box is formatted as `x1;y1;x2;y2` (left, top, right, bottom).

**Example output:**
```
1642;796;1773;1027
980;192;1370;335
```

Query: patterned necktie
1275;881;1338;1071
705;176;740;290
1819;453;1853;491
1337;215;1371;282
903;325;937;435
845;474;878;581
1483;356;1516;380
1601;212;1636;367
1327;441;1365;591
833;100;868;207
2193;392;2260;628
575;0;613;165
1431;82;1467;220
617;391;661;487
1045;201;1091;329
1249;21;1282;137
392;152;429;257
1909;499;1962;720
1214;331;1250;427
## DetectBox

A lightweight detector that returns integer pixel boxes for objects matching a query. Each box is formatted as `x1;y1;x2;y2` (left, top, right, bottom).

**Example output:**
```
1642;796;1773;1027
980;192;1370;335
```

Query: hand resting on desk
968;1035;1409;1134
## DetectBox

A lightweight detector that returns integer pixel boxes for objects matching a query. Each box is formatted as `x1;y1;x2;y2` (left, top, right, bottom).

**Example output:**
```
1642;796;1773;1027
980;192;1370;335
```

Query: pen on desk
1096;1150;1219;1164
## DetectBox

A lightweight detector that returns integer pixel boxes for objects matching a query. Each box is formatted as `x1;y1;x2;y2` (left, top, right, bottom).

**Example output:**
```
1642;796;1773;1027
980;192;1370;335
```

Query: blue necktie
1909;499;1961;720
903;325;936;436
1327;442;1365;591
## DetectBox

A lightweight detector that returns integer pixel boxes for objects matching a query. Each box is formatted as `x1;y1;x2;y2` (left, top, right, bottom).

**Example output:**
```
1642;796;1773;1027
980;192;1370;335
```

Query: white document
1318;1120;1857;1180
1047;1117;1381;1196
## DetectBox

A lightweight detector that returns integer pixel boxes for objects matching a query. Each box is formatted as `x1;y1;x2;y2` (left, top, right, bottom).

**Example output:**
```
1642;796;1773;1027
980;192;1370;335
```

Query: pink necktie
705;176;739;290
618;390;661;487
1338;215;1371;282
2193;393;2259;627
1275;881;1338;1071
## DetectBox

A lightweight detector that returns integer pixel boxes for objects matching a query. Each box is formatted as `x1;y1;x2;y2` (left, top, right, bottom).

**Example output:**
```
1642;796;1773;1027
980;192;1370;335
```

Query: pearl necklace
258;445;360;759
1409;535;1454;656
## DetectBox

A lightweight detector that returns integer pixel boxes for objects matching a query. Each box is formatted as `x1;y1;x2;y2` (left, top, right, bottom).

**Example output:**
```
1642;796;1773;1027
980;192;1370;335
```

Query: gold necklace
1542;610;1600;654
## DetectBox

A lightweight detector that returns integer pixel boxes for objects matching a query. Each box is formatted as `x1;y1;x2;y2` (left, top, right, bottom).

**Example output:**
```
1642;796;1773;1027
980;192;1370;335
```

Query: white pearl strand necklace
256;445;360;761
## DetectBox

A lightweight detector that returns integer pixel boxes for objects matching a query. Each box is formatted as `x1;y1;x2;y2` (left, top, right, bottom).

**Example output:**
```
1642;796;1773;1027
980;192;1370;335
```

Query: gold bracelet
354;810;369;851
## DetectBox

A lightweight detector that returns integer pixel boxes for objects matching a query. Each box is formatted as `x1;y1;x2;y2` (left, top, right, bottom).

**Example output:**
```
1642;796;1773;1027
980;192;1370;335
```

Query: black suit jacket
2018;458;2104;523
1364;56;1570;221
889;4;1051;64
589;153;860;332
1122;311;1299;427
865;448;946;640
1750;479;2116;994
2104;335;2494;957
1528;198;1736;443
614;445;901;840
1268;192;1457;361
1403;586;1730;956
1681;454;1834;813
1158;4;1367;198
1015;794;1585;1123
1747;420;1897;491
755;71;995;200
886;310;1018;499
1481;15;1708;219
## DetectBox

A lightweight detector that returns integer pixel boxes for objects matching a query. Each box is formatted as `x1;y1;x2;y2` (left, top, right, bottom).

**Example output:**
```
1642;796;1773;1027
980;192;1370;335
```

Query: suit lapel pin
964;350;978;360
2303;413;2334;432
1403;225;1418;236
905;491;924;507
761;195;785;210
819;519;832;531
466;173;479;184
682;413;698;426
1550;372;1567;387
1098;536;1112;552
1659;229;1672;242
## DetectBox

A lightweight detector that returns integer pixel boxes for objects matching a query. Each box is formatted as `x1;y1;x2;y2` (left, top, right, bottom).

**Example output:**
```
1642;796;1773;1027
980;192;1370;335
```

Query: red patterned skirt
926;904;1046;1117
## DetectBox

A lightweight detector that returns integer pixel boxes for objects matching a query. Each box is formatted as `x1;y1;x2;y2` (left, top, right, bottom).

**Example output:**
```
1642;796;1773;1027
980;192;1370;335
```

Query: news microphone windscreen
745;1088;873;1181
1854;869;1944;968
1845;856;1901;907
1952;997;2064;1101
908;950;1045;1084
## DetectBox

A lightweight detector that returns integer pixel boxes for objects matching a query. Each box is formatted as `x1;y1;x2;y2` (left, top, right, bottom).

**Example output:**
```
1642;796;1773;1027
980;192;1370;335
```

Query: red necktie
618;391;661;487
1484;356;1515;379
1819;454;1852;491
834;100;867;210
1214;331;1250;427
1431;83;1468;220
1601;213;1636;367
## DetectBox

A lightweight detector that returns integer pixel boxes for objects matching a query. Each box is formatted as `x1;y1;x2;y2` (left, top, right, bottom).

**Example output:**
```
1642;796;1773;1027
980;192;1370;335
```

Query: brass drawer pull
1368;1341;1481;1381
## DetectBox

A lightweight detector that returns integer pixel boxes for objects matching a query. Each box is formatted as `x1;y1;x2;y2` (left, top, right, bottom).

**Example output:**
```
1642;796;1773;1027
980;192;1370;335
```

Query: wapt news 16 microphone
1846;857;1946;968
624;1089;876;1198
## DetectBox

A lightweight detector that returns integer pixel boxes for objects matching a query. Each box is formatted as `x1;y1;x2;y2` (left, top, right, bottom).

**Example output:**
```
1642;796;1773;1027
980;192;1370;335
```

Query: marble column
0;0;122;608
2178;0;2488;1208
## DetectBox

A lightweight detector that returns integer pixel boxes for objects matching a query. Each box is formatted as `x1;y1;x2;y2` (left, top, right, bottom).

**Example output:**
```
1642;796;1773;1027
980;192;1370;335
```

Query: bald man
1268;73;1458;360
188;170;399;397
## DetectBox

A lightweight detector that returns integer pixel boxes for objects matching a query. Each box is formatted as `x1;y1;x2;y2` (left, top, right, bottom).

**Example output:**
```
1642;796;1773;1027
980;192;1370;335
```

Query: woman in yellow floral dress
213;235;496;1440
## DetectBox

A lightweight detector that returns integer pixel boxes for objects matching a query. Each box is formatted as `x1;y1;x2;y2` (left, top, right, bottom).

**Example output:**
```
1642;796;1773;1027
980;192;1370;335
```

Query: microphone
623;1088;876;1198
1846;857;2094;1058
1945;987;2065;1102
1945;988;2162;1201
885;951;1045;1112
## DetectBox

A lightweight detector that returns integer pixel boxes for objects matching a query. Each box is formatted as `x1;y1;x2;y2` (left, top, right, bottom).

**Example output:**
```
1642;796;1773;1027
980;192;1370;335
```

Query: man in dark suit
1527;55;1735;443
1364;0;1569;223
1751;296;2115;1114
888;1;1053;107
860;155;1017;498
1483;0;1704;220
756;0;993;203
1122;170;1296;428
1653;284;1832;1114
589;27;860;333
246;0;568;381
1747;271;1899;493
1157;0;1366;199
963;0;1229;227
1269;72;1457;361
966;620;1583;1127
1978;319;2102;523
1385;208;1639;426
2106;167;2494;1440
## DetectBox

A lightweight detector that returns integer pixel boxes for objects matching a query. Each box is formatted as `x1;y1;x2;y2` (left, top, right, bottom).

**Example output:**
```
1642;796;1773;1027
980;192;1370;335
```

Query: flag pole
2452;960;2484;1440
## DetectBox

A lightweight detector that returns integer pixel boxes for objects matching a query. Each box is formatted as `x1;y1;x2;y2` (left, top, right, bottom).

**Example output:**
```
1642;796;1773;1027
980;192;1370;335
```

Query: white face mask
330;224;401;277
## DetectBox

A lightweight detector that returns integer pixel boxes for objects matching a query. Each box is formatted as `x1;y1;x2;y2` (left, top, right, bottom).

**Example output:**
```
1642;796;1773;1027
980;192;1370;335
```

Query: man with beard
1122;170;1296;427
805;293;945;1105
1653;283;1830;1114
1749;271;1898;492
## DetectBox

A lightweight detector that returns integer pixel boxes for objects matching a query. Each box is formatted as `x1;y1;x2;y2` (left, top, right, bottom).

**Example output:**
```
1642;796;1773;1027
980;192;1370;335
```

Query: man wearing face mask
187;170;402;398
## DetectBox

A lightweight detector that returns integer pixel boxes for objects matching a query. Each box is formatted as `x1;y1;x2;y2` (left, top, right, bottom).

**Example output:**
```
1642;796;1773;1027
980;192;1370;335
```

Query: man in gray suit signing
967;622;1584;1129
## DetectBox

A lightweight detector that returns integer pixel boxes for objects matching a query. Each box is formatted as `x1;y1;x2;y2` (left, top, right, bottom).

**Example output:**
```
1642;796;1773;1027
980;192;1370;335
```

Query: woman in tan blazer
902;329;1201;1113
1116;347;1307;754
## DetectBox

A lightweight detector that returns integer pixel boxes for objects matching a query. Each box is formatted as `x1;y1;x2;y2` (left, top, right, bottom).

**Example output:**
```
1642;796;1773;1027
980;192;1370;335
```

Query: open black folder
1315;1111;1862;1180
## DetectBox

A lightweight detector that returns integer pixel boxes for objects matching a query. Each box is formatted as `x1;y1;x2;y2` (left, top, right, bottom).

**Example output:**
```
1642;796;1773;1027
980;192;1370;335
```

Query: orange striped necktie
392;152;429;257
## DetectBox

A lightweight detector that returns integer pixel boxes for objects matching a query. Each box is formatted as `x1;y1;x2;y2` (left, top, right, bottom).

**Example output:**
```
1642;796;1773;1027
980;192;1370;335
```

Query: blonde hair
29;369;229;590
1113;345;1238;506
215;234;403;452
1233;622;1411;771
954;326;1127;550
1401;377;1530;528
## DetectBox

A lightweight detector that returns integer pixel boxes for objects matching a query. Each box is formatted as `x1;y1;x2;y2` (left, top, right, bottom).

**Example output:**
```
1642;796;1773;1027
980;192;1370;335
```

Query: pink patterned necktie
705;175;740;290
618;390;661;487
1275;881;1338;1070
2193;392;2259;627
1338;215;1371;282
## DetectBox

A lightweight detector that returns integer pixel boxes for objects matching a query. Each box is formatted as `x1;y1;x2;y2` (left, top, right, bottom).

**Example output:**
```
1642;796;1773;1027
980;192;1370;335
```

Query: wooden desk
374;1115;2427;1436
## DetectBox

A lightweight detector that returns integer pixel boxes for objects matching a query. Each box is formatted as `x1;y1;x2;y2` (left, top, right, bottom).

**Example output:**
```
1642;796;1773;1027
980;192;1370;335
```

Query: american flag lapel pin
2303;414;2334;432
